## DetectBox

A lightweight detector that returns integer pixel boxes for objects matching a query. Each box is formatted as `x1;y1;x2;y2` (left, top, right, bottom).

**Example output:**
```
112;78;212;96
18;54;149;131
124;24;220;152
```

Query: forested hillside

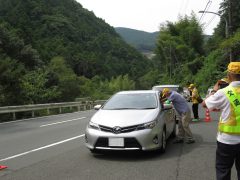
115;27;158;53
0;0;152;106
151;0;240;93
1;0;240;108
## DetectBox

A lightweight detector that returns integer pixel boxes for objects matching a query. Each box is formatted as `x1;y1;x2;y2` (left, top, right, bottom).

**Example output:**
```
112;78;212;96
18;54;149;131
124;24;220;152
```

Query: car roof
152;84;179;88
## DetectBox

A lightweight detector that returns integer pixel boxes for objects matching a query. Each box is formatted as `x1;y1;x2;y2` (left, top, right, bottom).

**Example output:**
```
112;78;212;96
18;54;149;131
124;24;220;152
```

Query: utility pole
228;0;232;37
228;0;233;61
198;10;232;62
199;11;228;38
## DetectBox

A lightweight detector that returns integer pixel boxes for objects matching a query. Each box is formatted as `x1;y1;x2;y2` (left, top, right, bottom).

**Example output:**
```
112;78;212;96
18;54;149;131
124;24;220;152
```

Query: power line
199;0;212;22
203;14;217;30
179;0;186;15
183;0;190;15
179;0;189;15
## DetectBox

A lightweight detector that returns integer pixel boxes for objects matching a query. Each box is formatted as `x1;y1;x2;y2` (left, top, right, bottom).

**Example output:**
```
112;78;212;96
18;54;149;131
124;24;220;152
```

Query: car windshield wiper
105;108;137;110
103;107;157;110
136;107;156;109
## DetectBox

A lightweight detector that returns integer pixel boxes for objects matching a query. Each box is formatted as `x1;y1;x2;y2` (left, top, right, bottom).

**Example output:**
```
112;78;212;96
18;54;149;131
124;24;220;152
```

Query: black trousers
216;141;240;180
192;103;199;119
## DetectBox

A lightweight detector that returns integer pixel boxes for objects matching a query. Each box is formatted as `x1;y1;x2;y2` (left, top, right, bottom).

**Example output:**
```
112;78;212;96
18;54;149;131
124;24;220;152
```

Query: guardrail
0;100;106;121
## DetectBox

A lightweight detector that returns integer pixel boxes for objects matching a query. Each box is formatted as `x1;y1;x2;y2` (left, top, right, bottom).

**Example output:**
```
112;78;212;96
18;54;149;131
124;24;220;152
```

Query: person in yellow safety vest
202;62;240;180
188;84;200;122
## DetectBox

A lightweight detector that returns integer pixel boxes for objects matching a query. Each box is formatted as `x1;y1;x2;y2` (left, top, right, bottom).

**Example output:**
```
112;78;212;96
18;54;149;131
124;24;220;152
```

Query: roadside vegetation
0;0;240;106
150;1;240;94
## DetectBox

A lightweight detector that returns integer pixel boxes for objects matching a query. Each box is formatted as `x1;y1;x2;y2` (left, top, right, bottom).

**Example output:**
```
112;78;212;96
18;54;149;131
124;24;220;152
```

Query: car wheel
160;128;166;153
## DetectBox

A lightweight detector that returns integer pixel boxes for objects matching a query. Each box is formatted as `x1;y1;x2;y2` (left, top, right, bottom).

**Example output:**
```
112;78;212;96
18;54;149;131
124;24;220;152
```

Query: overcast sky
76;0;223;35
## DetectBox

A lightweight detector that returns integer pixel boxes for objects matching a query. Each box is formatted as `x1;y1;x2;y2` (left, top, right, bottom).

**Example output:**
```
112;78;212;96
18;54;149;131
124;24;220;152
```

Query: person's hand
213;81;220;92
160;97;167;103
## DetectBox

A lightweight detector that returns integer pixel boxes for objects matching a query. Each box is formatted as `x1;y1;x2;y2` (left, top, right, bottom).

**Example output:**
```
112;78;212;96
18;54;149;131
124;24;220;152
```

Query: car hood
91;109;159;127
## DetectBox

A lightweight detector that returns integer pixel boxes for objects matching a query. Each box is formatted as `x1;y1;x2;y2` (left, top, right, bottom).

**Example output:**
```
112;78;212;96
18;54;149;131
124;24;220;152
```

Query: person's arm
202;89;224;111
213;81;220;92
202;99;207;108
160;96;168;103
202;80;220;107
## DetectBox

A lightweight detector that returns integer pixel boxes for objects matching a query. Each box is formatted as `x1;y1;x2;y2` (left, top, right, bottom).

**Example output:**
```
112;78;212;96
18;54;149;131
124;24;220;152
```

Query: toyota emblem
112;126;122;134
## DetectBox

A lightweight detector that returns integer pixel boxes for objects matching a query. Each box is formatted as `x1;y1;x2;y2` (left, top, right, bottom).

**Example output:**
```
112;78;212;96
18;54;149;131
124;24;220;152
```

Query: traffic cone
205;109;211;122
0;165;8;170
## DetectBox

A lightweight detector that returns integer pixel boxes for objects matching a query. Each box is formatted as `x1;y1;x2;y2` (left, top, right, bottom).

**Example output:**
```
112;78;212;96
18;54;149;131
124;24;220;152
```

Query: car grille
95;137;142;149
99;124;144;134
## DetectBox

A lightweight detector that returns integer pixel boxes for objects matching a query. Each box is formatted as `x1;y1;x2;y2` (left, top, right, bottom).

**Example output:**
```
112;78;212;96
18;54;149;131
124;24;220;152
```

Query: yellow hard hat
162;88;170;97
188;84;195;89
227;62;240;74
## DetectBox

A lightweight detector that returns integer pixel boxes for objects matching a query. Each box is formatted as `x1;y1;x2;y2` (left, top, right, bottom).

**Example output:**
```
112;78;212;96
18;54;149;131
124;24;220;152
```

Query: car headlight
88;121;100;130
137;120;157;130
144;120;157;129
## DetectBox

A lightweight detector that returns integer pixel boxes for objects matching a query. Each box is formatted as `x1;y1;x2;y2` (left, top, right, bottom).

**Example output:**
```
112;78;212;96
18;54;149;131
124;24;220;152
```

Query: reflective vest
218;85;240;135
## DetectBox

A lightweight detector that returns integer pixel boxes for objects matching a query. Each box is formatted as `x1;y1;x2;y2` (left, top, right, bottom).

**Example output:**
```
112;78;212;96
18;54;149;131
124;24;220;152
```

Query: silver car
85;90;176;153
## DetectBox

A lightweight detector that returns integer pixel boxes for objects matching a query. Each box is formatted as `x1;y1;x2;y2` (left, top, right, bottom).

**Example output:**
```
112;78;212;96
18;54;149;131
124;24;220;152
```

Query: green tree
155;14;204;84
20;69;60;104
109;75;135;93
0;56;25;105
48;56;80;102
138;69;161;89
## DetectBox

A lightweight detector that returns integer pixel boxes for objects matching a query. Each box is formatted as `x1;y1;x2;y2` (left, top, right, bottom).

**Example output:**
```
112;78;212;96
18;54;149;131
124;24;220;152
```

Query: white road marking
40;117;86;127
0;110;93;125
0;134;85;162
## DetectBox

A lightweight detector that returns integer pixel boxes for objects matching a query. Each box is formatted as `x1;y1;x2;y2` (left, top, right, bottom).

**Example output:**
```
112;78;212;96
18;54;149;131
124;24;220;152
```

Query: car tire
160;128;166;153
90;149;100;154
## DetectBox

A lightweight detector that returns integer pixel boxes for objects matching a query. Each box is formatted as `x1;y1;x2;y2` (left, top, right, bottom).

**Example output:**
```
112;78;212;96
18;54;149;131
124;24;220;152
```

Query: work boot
173;138;184;144
192;118;199;122
186;139;195;144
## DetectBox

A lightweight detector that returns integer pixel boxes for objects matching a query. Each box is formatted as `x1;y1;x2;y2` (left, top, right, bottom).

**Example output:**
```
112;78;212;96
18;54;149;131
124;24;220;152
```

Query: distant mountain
0;0;151;78
0;0;152;105
115;27;159;53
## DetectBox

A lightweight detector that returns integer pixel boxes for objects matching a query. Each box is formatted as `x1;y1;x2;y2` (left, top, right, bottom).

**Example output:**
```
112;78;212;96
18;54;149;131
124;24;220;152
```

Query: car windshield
102;93;158;110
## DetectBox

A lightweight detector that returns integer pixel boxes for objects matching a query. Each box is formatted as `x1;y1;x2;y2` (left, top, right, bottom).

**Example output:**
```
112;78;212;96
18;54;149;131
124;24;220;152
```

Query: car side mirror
163;103;172;110
94;104;102;110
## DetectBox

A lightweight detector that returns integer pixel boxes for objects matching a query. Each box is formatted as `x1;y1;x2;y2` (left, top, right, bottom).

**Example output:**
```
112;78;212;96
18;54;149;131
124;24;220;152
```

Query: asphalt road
0;106;238;180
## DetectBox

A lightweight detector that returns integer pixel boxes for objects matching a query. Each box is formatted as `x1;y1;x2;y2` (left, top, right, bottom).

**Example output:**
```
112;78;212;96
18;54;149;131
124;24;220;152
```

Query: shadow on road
89;136;204;162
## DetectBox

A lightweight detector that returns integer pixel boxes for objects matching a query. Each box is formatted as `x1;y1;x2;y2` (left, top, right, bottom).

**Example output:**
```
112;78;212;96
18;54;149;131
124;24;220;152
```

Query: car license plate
108;138;124;147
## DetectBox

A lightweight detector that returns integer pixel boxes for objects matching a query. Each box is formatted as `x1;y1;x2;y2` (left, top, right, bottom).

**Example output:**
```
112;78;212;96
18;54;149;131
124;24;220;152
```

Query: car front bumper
85;126;163;151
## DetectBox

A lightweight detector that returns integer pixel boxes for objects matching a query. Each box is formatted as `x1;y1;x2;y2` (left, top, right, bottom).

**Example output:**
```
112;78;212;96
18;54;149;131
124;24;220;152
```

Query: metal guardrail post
47;108;50;115
13;112;16;120
32;111;35;118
